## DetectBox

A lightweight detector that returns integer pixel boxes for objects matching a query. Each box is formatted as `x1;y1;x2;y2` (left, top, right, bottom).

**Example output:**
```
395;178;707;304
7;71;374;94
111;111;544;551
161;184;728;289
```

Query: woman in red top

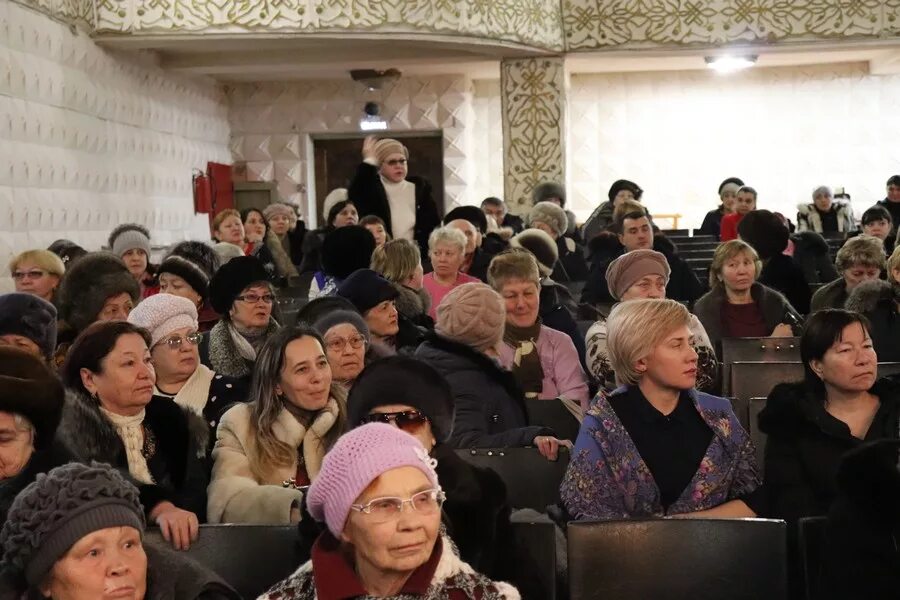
720;186;758;242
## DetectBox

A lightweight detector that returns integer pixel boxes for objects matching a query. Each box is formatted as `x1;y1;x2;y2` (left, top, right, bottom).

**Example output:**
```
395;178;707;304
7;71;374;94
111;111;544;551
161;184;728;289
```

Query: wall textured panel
501;56;566;212
227;76;503;224
0;2;232;292
567;64;900;226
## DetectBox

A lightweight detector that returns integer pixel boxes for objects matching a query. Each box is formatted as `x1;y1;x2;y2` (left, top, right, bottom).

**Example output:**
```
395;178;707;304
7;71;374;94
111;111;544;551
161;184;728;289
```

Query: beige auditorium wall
0;2;232;292
227;76;504;224
568;63;900;228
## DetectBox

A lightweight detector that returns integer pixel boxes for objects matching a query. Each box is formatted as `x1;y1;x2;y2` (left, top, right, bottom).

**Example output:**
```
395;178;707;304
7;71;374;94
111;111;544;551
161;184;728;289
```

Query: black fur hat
0;347;64;449
737;210;789;260
321;226;376;279
444;206;488;235
208;255;270;315
532;182;566;207
56;253;140;333
0;294;57;359
347;356;454;443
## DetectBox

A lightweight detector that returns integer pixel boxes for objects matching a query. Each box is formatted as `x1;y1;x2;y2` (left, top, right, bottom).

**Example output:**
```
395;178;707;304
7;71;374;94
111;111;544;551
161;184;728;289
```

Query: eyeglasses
325;335;367;353
361;410;430;433
12;270;47;281
235;293;274;305
350;488;445;523
385;159;407;167
162;332;203;349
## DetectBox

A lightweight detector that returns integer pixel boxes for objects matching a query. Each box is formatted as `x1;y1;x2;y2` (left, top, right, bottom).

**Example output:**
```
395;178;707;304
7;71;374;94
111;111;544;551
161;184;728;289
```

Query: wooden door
313;133;445;225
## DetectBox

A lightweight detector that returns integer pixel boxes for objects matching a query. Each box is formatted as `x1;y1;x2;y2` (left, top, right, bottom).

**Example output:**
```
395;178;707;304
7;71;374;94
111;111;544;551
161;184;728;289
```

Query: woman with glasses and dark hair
207;326;347;524
260;422;518;599
759;309;900;523
312;310;370;390
128;294;248;449
58;320;209;550
200;256;281;385
348;136;441;258
344;356;519;584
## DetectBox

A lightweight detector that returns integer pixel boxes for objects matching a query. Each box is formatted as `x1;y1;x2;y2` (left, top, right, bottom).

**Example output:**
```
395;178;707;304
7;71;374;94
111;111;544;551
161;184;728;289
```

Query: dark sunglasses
361;410;430;432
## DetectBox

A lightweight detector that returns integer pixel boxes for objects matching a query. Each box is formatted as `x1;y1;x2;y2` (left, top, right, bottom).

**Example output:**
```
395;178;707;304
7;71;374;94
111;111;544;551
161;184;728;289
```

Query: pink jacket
499;325;590;413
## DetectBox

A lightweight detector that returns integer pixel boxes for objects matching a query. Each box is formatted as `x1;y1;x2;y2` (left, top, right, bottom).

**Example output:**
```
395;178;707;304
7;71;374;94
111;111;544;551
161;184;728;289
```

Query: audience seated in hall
241;207;299;285
810;235;886;312
263;202;307;268
875;174;900;226
482;196;524;235
859;204;896;255
444;209;494;283
693;240;798;351
109;223;159;300
422;226;480;319
532;181;580;241
719;185;757;242
338;268;425;353
0;293;57;364
308;225;376;300
370;238;434;330
7;249;65;305
698;177;743;240
582;179;644;245
845;246;900;362
526;201;589;283
298;192;356;275
561;299;761;521
157;241;222;333
796;186;856;236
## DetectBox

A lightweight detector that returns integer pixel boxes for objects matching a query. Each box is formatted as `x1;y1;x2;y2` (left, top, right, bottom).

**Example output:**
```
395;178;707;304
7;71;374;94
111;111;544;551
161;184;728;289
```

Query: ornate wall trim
501;56;566;212
563;0;900;50
92;0;565;52
14;0;94;29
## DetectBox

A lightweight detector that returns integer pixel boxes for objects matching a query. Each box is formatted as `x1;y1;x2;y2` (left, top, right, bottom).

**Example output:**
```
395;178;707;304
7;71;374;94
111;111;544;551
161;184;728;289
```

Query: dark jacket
57;391;210;520
810;277;848;312
792;231;839;285
414;334;552;448
393;283;435;330
501;213;524;234
199;319;279;385
818;440;900;600
758;377;900;524
465;246;494;283
698;206;725;239
581;201;615;246
846;280;900;362
540;280;587;372
878;198;900;231
279;223;307;267
348;162;441;257
760;253;812;315
693;282;798;349
145;542;241;599
298;228;326;275
553;236;589;283
0;441;75;525
582;235;705;306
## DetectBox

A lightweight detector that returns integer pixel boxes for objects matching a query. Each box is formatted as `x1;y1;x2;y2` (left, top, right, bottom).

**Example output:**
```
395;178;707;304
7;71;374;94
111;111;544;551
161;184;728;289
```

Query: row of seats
148;517;793;600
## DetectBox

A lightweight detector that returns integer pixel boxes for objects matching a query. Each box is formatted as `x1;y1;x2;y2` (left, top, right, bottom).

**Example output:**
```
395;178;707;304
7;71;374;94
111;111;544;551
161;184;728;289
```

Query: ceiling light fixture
705;55;757;74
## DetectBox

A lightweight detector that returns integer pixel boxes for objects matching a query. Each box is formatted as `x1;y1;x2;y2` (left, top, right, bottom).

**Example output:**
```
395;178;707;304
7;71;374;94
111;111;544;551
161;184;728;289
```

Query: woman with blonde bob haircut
490;250;589;413
561;299;762;521
370;238;432;327
693;239;798;350
8;250;65;303
208;326;347;524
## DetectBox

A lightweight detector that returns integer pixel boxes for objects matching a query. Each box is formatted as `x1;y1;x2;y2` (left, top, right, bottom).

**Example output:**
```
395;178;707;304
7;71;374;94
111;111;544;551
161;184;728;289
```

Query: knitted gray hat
313;310;370;343
0;462;145;587
532;182;566;207
108;224;151;258
528;201;568;238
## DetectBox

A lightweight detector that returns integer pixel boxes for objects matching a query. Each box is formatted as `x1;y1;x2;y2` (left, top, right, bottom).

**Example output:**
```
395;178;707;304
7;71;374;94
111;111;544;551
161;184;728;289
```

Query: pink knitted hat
127;293;198;348
307;423;440;538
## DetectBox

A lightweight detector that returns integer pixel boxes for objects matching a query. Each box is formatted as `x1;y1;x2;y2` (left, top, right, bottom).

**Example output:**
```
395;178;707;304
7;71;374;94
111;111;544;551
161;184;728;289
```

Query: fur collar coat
208;394;344;524
201;319;280;381
57;390;211;519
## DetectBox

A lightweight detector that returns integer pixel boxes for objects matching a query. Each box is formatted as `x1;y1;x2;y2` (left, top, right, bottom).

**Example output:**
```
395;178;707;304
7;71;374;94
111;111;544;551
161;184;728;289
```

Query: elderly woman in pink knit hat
260;422;519;599
415;282;570;460
348;136;441;257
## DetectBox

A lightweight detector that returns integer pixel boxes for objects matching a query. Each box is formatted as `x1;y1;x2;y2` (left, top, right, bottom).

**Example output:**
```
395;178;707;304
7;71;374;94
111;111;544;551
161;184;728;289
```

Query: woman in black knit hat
158;241;222;332
308;225;376;300
0;462;239;599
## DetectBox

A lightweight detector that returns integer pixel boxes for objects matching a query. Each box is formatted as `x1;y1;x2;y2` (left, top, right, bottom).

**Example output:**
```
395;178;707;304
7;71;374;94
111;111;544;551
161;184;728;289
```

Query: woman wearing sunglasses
345;356;523;586
348;136;441;258
128;294;248;452
208;326;347;524
200;256;281;385
261;422;519;599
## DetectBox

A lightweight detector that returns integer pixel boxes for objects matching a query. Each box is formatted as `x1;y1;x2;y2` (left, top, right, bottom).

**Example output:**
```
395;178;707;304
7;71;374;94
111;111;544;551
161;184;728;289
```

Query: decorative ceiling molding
562;0;900;50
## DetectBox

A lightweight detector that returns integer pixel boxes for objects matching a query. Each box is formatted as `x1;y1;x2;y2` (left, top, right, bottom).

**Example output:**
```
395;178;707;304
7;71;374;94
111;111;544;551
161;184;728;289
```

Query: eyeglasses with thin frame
12;270;47;281
162;332;203;350
235;293;275;305
350;488;445;523
325;335;367;353
361;410;430;433
385;158;408;167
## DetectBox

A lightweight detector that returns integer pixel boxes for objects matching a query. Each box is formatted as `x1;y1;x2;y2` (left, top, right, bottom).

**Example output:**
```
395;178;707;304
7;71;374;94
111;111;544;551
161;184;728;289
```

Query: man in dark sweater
876;175;900;227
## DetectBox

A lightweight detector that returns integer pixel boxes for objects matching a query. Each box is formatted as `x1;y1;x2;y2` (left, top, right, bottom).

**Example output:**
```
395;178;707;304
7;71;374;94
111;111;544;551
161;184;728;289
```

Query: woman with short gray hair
797;185;856;235
422;226;479;319
811;235;886;312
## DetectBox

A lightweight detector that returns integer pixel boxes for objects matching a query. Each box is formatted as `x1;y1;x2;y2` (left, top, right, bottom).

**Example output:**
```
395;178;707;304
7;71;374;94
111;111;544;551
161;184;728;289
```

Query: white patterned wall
0;2;232;292
228;75;504;222
568;64;900;228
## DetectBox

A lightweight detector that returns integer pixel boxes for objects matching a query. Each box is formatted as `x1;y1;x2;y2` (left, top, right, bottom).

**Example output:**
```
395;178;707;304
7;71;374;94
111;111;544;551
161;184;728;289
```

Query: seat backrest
454;447;569;511
748;397;767;475
510;513;558;600
721;337;801;364
568;519;788;600
878;362;900;377
730;361;803;401
797;516;828;600
145;524;309;599
527;398;581;442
